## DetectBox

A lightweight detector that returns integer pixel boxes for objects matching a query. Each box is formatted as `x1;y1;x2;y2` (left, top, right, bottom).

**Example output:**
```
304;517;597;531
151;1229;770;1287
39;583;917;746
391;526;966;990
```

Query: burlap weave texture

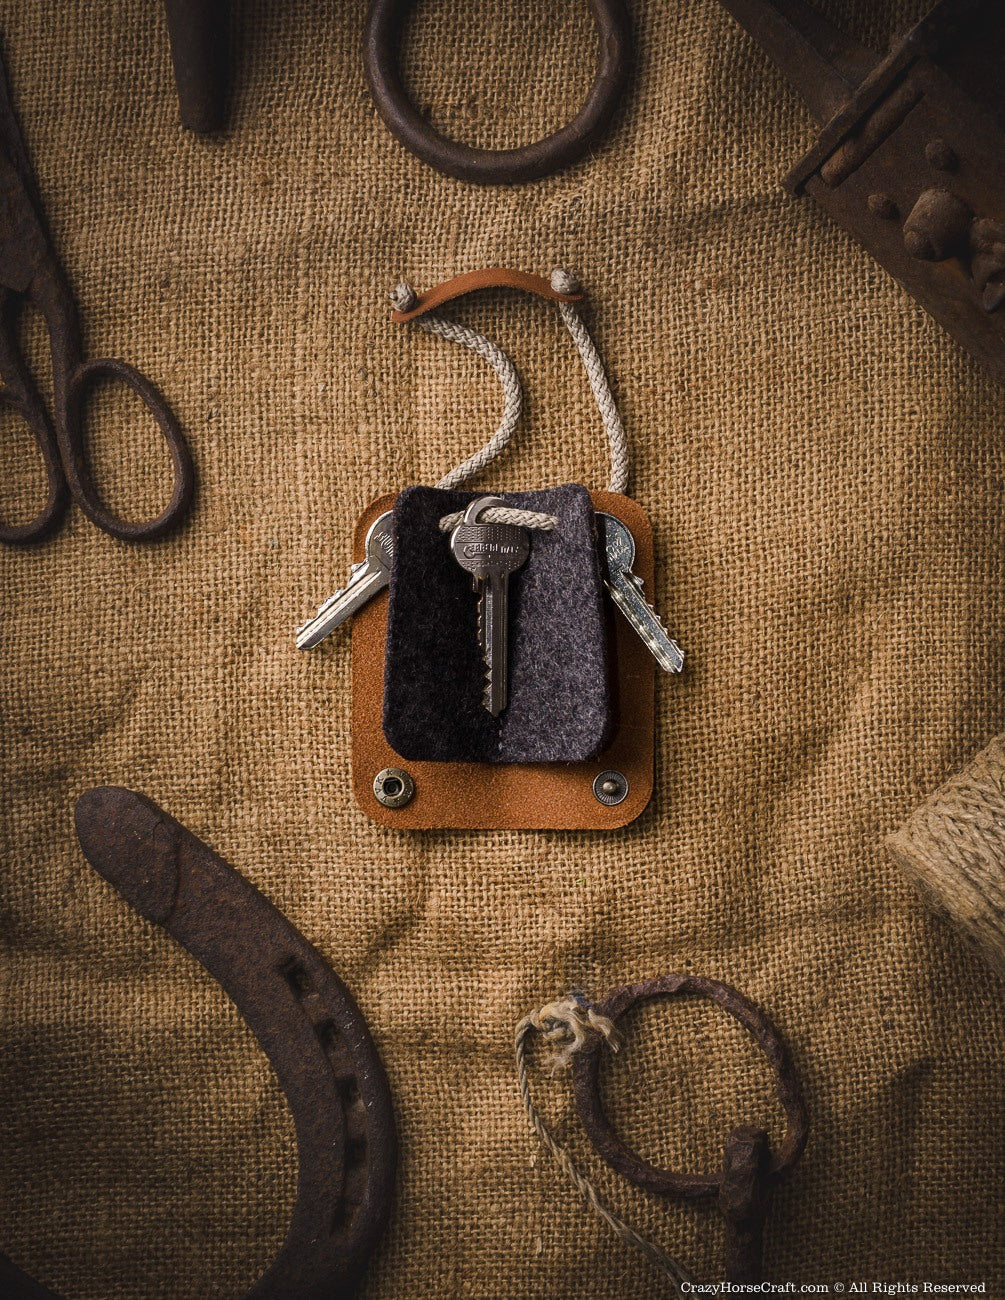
1;0;1003;1295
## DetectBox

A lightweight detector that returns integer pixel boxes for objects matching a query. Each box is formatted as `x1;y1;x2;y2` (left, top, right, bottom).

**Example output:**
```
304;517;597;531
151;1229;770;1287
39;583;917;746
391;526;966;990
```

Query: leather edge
391;269;584;323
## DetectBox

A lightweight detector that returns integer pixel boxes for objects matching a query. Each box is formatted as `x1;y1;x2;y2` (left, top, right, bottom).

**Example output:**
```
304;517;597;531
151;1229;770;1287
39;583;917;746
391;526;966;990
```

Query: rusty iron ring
572;975;808;1199
0;787;397;1299
363;0;632;185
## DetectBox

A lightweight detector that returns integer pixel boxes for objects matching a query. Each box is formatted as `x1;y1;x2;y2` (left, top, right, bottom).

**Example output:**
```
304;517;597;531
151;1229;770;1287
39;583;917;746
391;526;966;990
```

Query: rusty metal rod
164;0;229;132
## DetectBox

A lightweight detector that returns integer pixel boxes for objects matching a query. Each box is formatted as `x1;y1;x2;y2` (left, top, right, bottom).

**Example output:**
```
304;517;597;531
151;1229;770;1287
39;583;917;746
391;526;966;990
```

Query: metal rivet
867;192;898;220
373;767;415;809
593;770;629;806
925;138;958;172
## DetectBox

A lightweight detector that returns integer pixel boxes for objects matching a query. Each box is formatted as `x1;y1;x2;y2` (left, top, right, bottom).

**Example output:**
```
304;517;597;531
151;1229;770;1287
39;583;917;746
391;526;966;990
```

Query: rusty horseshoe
0;787;397;1299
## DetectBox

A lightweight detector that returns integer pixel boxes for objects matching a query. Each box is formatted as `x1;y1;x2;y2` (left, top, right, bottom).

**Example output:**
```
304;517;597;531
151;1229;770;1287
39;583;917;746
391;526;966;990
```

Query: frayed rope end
390;280;418;313
523;992;620;1074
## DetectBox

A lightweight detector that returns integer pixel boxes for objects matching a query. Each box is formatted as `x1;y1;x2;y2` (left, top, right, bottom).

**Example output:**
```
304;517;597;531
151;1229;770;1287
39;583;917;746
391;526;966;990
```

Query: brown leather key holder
296;268;686;829
363;1;632;185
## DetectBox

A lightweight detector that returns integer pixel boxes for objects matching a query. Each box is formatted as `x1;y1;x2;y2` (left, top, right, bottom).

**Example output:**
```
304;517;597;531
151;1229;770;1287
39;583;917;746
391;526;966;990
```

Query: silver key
295;511;394;650
450;496;530;716
597;512;684;674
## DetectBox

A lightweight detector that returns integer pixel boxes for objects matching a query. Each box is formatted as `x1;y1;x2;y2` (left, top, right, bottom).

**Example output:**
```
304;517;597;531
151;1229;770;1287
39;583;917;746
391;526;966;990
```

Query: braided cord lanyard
389;269;629;531
514;995;695;1293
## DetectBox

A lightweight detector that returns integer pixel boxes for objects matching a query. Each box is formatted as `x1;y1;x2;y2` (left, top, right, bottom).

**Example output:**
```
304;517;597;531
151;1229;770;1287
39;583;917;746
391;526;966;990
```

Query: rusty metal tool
719;0;1005;386
163;0;230;133
0;45;194;544
572;975;808;1283
0;787;397;1299
364;0;632;184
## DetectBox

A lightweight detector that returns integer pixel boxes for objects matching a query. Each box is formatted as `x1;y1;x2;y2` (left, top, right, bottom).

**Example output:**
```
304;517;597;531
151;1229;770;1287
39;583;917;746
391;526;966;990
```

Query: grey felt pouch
382;483;611;763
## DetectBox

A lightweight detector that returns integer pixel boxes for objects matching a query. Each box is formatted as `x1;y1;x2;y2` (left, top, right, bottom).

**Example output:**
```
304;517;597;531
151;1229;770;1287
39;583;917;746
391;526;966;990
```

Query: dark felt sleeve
382;483;612;763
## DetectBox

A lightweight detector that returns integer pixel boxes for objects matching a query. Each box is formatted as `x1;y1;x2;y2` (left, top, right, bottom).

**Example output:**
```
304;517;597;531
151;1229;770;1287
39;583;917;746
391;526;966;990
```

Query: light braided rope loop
390;280;528;486
514;994;695;1294
389;269;629;534
550;268;629;496
436;504;558;533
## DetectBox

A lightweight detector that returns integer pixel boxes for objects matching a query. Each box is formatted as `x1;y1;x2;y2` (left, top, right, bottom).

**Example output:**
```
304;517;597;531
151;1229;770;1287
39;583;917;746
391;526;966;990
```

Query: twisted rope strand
550;269;629;495
389;270;629;497
515;995;694;1294
391;281;524;492
437;505;558;532
888;738;1005;978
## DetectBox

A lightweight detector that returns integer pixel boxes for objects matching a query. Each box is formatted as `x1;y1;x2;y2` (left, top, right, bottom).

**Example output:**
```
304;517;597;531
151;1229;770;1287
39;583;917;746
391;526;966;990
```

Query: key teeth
648;602;670;635
296;595;337;636
635;586;677;642
630;583;670;635
296;561;389;647
479;646;504;716
607;577;685;673
642;598;684;670
306;560;371;625
318;585;350;617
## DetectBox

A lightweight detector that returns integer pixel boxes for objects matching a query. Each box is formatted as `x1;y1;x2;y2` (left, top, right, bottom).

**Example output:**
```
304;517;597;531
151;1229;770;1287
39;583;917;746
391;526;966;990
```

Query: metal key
295;511;394;650
450;496;529;716
597;512;684;673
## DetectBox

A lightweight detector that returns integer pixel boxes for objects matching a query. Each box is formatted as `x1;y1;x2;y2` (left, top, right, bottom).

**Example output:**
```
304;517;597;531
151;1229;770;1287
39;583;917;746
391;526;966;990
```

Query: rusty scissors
0;50;194;544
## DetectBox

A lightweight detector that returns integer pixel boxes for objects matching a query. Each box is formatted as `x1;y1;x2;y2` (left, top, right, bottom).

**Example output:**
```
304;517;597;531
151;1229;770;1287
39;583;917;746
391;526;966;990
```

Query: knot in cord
390;280;418;313
522;993;620;1072
550;267;581;296
514;991;695;1292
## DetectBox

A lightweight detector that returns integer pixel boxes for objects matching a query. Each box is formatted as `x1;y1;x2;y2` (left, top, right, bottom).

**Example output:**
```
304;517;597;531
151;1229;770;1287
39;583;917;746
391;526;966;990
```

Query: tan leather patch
350;490;657;829
389;268;583;323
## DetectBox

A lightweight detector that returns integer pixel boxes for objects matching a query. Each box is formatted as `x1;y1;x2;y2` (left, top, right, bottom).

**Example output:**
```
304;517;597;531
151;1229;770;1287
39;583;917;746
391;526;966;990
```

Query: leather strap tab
391;268;584;322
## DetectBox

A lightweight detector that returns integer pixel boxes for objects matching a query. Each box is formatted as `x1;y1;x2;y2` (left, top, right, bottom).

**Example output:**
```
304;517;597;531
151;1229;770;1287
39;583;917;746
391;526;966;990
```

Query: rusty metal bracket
719;0;1005;387
0;787;397;1299
572;975;808;1283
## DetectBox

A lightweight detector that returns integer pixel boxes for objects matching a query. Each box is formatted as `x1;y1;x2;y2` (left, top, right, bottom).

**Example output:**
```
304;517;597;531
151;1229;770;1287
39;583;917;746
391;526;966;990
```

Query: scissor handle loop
0;382;68;544
63;356;194;542
363;0;631;185
572;975;809;1199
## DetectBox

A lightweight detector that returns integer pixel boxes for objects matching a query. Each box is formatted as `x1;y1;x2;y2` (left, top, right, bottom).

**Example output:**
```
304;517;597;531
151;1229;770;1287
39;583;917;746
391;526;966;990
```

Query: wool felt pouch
382;483;611;763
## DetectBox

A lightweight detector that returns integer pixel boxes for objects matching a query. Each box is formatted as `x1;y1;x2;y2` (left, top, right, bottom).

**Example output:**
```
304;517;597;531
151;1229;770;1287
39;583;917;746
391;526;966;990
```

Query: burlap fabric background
2;1;1003;1294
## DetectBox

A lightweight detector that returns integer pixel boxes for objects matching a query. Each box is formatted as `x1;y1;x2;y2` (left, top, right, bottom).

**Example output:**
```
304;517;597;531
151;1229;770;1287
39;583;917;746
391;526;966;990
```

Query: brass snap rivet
374;767;415;809
593;770;628;806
